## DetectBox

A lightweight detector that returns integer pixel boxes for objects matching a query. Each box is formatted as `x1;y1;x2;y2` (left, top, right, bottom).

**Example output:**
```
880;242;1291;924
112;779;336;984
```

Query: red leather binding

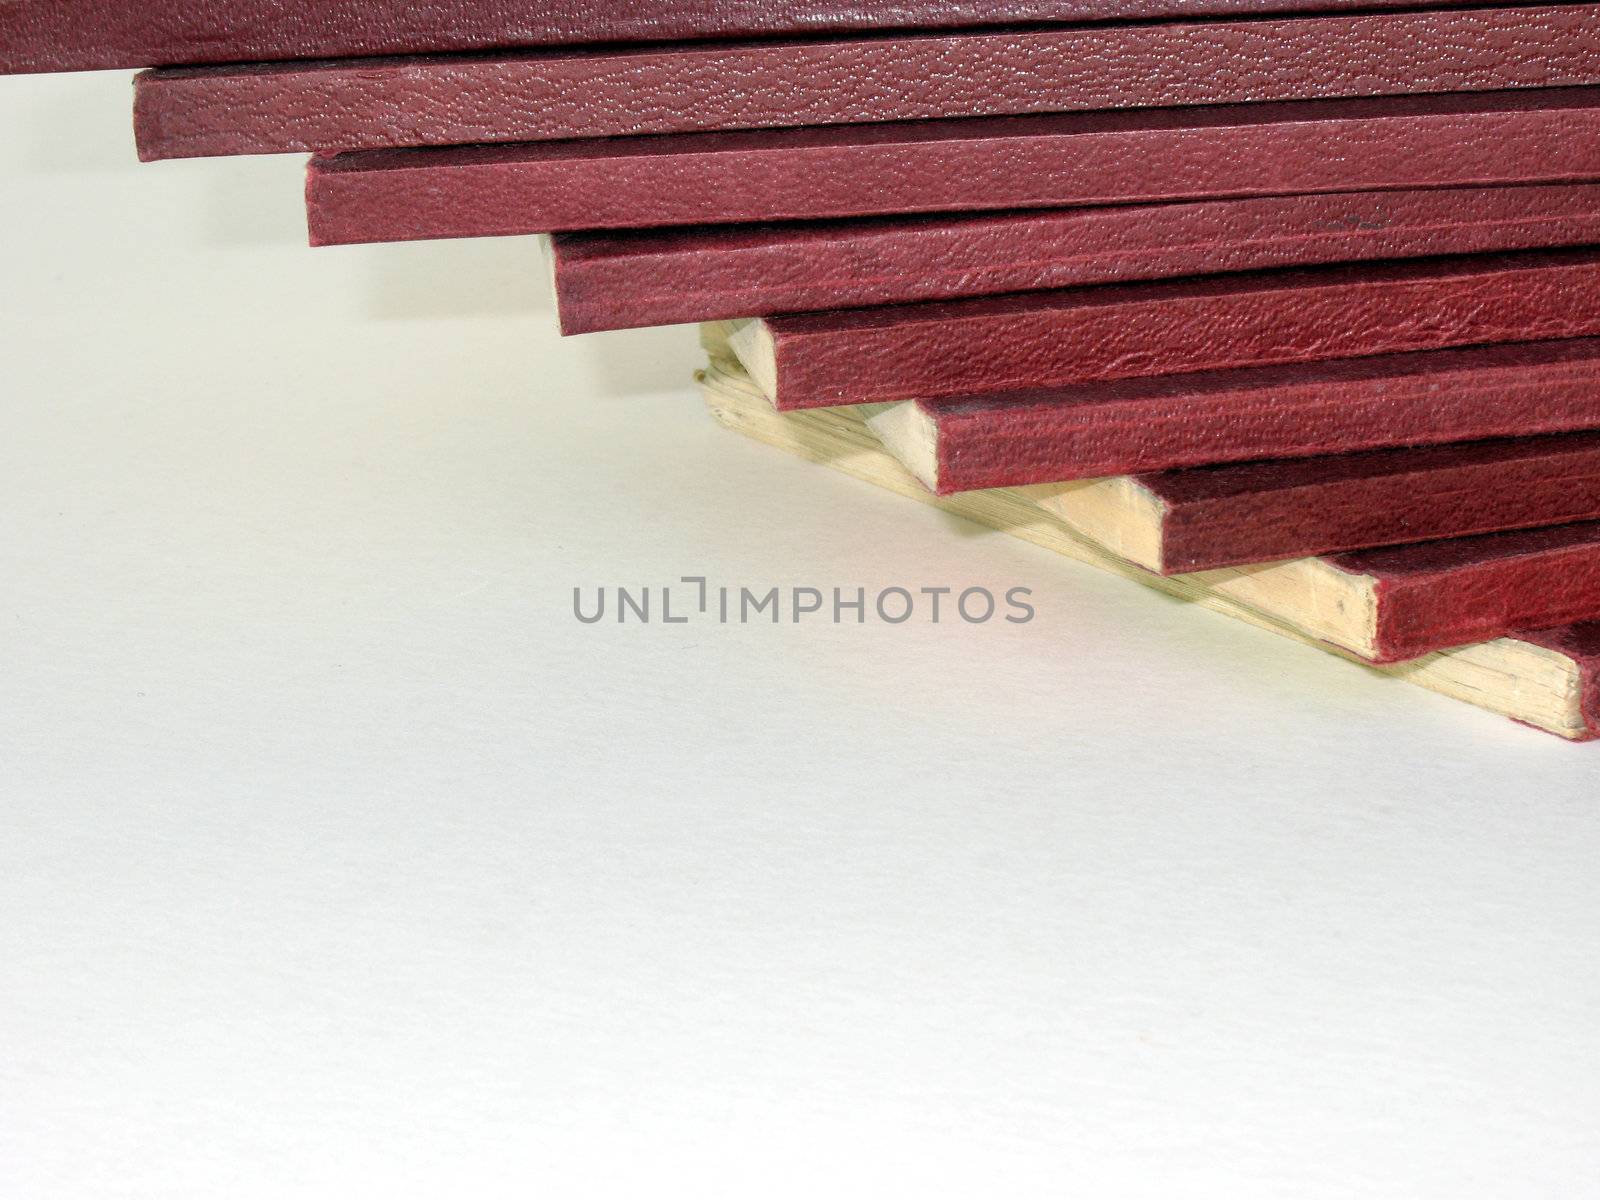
911;341;1600;492
0;0;1501;75
552;185;1600;333
134;6;1600;160
305;89;1600;243
751;250;1600;410
1137;433;1600;573
1338;523;1600;662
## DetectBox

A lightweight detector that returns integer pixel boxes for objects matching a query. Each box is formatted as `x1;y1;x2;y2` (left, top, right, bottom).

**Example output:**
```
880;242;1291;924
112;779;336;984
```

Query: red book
553;184;1600;334
1036;432;1600;574
864;341;1600;494
728;250;1600;410
133;6;1600;160
1296;521;1600;663
305;89;1600;243
1053;511;1600;661
0;0;1500;75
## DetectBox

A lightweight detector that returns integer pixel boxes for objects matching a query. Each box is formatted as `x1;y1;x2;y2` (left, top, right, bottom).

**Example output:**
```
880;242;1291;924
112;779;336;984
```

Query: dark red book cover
0;0;1497;74
553;184;1600;334
1139;433;1600;573
1336;522;1600;662
134;6;1600;160
740;249;1600;410
899;341;1600;491
305;89;1600;243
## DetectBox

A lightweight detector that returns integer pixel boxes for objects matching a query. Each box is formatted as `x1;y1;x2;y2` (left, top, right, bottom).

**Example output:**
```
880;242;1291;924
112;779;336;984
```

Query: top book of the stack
0;0;1528;74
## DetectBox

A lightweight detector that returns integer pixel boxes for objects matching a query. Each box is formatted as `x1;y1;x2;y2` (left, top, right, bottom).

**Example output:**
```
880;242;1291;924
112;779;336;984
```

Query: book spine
303;93;1600;243
0;0;1490;75
763;252;1600;409
553;184;1600;333
134;6;1600;160
1155;449;1600;573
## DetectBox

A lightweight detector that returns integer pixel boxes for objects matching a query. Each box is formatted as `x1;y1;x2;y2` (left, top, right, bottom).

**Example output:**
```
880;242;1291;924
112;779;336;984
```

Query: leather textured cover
918;341;1600;490
134;6;1600;160
1517;623;1600;739
305;88;1600;243
1335;522;1600;662
755;249;1600;409
553;184;1600;333
0;0;1497;74
1142;432;1600;573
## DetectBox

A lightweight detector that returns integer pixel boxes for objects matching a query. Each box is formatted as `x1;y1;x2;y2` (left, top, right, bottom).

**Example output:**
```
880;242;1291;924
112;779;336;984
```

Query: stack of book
7;1;1600;738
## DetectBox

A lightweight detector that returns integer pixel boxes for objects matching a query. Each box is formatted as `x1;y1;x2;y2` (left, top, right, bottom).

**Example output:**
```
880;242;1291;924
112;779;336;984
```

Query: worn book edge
696;355;1587;738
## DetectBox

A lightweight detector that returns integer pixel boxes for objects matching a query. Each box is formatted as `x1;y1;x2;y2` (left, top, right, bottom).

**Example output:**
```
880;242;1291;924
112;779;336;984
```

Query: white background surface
3;71;1600;1199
